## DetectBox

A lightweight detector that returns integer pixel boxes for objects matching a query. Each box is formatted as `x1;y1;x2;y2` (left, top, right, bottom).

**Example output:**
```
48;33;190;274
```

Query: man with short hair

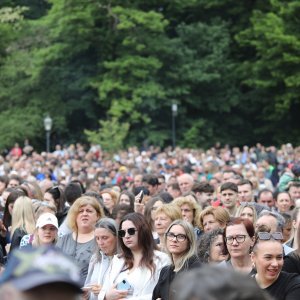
257;189;275;209
256;210;293;255
192;182;214;208
157;174;166;193
222;170;237;183
177;173;194;194
288;182;300;205
142;174;159;196
237;179;254;203
220;182;239;216
133;174;143;188
167;182;181;199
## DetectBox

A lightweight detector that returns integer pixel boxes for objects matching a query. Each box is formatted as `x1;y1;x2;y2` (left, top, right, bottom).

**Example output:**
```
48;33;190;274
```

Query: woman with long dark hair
99;213;169;300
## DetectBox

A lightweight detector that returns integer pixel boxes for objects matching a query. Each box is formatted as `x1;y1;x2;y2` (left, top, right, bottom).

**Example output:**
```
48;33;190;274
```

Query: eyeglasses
257;232;283;241
225;235;247;245
166;232;187;242
118;228;137;238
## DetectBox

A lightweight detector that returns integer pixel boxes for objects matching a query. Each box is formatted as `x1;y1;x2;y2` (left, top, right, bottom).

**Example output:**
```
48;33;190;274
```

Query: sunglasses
118;228;137;238
257;232;283;241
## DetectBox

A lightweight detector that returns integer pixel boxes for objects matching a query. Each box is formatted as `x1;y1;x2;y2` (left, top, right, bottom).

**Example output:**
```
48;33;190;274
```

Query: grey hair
94;218;118;260
95;217;118;236
258;209;285;232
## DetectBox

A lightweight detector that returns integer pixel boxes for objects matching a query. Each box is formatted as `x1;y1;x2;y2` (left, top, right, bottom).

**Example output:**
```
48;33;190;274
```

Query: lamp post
171;103;178;149
43;115;52;153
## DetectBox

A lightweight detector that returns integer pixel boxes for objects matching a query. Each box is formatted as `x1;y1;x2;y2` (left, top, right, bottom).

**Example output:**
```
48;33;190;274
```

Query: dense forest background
0;0;299;152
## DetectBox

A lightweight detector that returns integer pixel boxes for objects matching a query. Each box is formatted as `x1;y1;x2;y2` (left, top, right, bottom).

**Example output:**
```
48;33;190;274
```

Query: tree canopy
0;0;299;152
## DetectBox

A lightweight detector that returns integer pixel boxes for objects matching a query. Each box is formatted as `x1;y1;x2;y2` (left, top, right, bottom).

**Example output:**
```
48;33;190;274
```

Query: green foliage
85;117;129;153
236;0;300;143
0;0;299;150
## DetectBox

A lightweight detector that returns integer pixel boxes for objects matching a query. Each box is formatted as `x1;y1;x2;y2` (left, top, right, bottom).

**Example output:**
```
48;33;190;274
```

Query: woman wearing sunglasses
251;227;300;299
221;217;255;274
99;213;169;300
152;219;201;300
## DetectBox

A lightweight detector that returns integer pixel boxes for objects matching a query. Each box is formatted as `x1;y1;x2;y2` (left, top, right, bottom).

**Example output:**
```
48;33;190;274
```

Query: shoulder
186;255;202;269
56;233;73;246
283;244;294;256
154;250;169;261
20;234;33;247
154;250;171;267
274;272;300;289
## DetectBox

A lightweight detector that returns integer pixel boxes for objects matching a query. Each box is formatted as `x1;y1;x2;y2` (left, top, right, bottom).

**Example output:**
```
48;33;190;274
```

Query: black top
265;271;300;300
152;255;201;300
10;228;27;252
282;251;300;275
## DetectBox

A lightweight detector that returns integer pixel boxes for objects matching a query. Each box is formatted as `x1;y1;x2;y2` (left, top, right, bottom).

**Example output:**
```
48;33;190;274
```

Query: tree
236;0;300;144
85;117;129;153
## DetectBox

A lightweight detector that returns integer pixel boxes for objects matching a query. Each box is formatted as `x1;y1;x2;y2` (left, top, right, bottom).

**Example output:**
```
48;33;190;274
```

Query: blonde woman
20;212;58;248
172;197;202;239
199;206;230;233
154;204;182;251
152;220;202;300
235;202;257;225
10;196;36;251
100;189;119;216
56;196;104;282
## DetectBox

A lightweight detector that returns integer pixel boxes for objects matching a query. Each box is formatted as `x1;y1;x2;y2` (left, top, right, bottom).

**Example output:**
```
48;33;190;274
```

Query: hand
134;190;143;203
81;289;90;300
105;285;128;300
134;201;144;214
91;284;102;296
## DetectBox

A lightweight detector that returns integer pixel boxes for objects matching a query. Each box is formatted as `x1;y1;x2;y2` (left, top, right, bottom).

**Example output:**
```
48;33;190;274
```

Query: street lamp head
44;115;53;131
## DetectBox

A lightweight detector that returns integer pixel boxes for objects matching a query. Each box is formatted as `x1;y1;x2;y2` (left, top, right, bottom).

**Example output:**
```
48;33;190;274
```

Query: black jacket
152;255;201;300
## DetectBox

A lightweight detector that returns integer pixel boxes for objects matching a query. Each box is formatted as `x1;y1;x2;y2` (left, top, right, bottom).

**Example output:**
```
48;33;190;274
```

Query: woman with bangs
56;195;104;283
99;213;169;300
153;204;182;251
172;197;202;239
221;217;255;274
251;225;300;299
199;206;230;233
152;219;202;300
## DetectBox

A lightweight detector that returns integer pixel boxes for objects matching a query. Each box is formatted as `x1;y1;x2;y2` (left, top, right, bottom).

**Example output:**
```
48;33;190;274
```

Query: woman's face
95;227;117;256
121;220;139;251
240;207;255;224
8;202;14;215
251;241;283;285
166;224;189;258
180;204;194;224
225;224;253;259
151;200;163;221
202;214;220;233
154;212;172;236
76;204;99;232
43;192;56;207
102;193;114;211
37;224;57;245
209;235;228;263
276;193;291;213
119;194;130;206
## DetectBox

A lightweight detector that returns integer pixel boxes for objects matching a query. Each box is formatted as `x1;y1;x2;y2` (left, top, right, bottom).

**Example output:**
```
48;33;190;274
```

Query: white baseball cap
36;213;58;229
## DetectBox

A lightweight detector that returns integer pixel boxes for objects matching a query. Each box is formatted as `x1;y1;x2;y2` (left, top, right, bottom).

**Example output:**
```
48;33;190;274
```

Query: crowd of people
0;141;300;299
